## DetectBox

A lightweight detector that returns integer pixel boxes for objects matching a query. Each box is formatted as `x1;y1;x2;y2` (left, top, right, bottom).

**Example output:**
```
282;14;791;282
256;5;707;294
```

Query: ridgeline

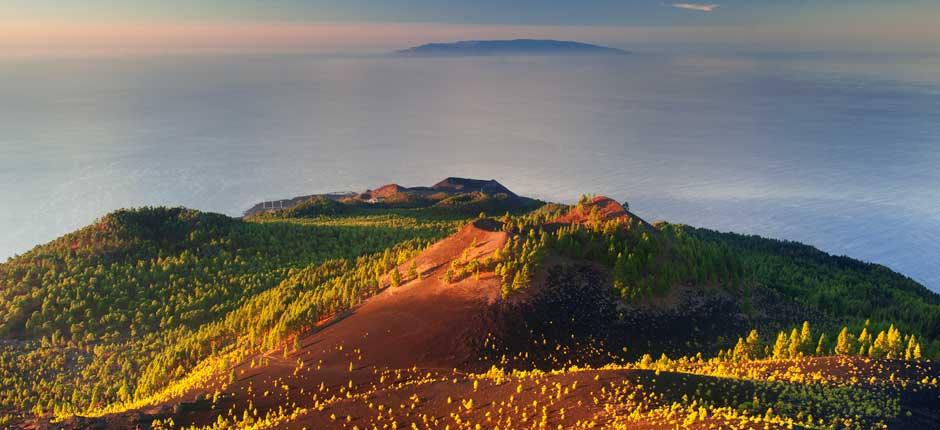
1;178;938;429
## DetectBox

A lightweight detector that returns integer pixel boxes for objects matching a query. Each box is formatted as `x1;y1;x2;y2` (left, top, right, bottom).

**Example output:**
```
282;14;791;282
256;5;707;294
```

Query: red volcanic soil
555;196;651;227
256;357;932;430
366;184;409;199
352;183;417;204
53;355;940;430
138;218;837;430
293;218;508;369
54;218;940;430
158;219;512;428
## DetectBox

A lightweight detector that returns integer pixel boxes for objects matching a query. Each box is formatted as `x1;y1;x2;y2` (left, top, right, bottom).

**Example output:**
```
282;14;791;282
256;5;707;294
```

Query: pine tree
117;381;130;403
500;281;513;299
885;325;902;358
390;267;401;288
733;337;747;362
857;327;871;356
613;253;627;293
799;321;812;354
70;389;81;410
512;264;530;291
745;329;760;359
772;331;789;359
815;333;827;356
871;330;887;358
834;327;853;356
787;328;802;358
540;230;551;247
89;385;99;409
407;260;419;281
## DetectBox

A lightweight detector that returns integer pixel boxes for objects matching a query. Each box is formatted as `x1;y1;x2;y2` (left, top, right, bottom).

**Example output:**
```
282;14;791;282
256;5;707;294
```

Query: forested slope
0;205;466;419
1;188;938;428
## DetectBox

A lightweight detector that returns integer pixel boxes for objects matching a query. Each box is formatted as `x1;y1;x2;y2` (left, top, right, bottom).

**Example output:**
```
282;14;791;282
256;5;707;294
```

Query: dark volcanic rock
243;178;535;217
431;178;517;197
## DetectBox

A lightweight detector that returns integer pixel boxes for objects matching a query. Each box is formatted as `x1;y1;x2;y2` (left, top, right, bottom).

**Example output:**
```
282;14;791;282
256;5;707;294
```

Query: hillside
243;178;539;218
1;180;939;429
394;39;628;56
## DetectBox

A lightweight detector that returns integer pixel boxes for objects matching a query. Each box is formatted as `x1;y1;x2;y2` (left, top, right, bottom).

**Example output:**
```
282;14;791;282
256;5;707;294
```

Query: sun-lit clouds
672;3;719;12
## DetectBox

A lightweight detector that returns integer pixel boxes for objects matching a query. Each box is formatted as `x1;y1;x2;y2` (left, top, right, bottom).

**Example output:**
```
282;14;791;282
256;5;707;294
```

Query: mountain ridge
2;178;939;429
394;39;628;56
243;177;535;217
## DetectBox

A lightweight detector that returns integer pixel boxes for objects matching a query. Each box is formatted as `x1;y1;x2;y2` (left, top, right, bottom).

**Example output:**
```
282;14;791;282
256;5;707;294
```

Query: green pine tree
745;329;761;359
834;327;853;355
815;333;827;356
787;328;802;358
773;331;789;359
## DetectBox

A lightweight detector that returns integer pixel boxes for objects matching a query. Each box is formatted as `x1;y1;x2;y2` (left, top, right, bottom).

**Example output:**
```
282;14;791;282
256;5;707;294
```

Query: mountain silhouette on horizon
395;39;628;56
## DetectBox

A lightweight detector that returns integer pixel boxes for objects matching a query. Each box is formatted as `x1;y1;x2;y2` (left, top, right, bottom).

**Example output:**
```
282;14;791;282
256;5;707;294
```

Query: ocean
1;52;938;289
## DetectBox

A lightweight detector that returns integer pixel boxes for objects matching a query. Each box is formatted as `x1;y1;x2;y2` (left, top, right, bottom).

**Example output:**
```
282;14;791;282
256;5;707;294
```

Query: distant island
395;39;628;56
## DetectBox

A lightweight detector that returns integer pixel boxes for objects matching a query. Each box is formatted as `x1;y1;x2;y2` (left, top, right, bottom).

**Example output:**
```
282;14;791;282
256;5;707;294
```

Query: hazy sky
2;1;939;55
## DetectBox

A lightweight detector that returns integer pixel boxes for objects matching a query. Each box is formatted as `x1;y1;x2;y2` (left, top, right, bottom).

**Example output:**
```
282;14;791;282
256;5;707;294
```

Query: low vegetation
1;187;938;429
0;206;461;418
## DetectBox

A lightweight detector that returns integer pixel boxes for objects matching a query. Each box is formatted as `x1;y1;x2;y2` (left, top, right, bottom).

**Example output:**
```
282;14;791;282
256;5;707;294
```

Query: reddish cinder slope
555;196;651;228
67;215;940;430
368;183;409;198
294;218;508;369
354;183;413;203
159;219;509;427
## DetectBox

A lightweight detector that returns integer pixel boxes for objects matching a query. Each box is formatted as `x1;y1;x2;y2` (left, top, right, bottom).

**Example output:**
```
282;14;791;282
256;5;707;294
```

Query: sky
1;1;939;55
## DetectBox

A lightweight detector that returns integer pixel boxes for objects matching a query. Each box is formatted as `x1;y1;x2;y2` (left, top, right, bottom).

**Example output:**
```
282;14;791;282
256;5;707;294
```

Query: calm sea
1;52;938;290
